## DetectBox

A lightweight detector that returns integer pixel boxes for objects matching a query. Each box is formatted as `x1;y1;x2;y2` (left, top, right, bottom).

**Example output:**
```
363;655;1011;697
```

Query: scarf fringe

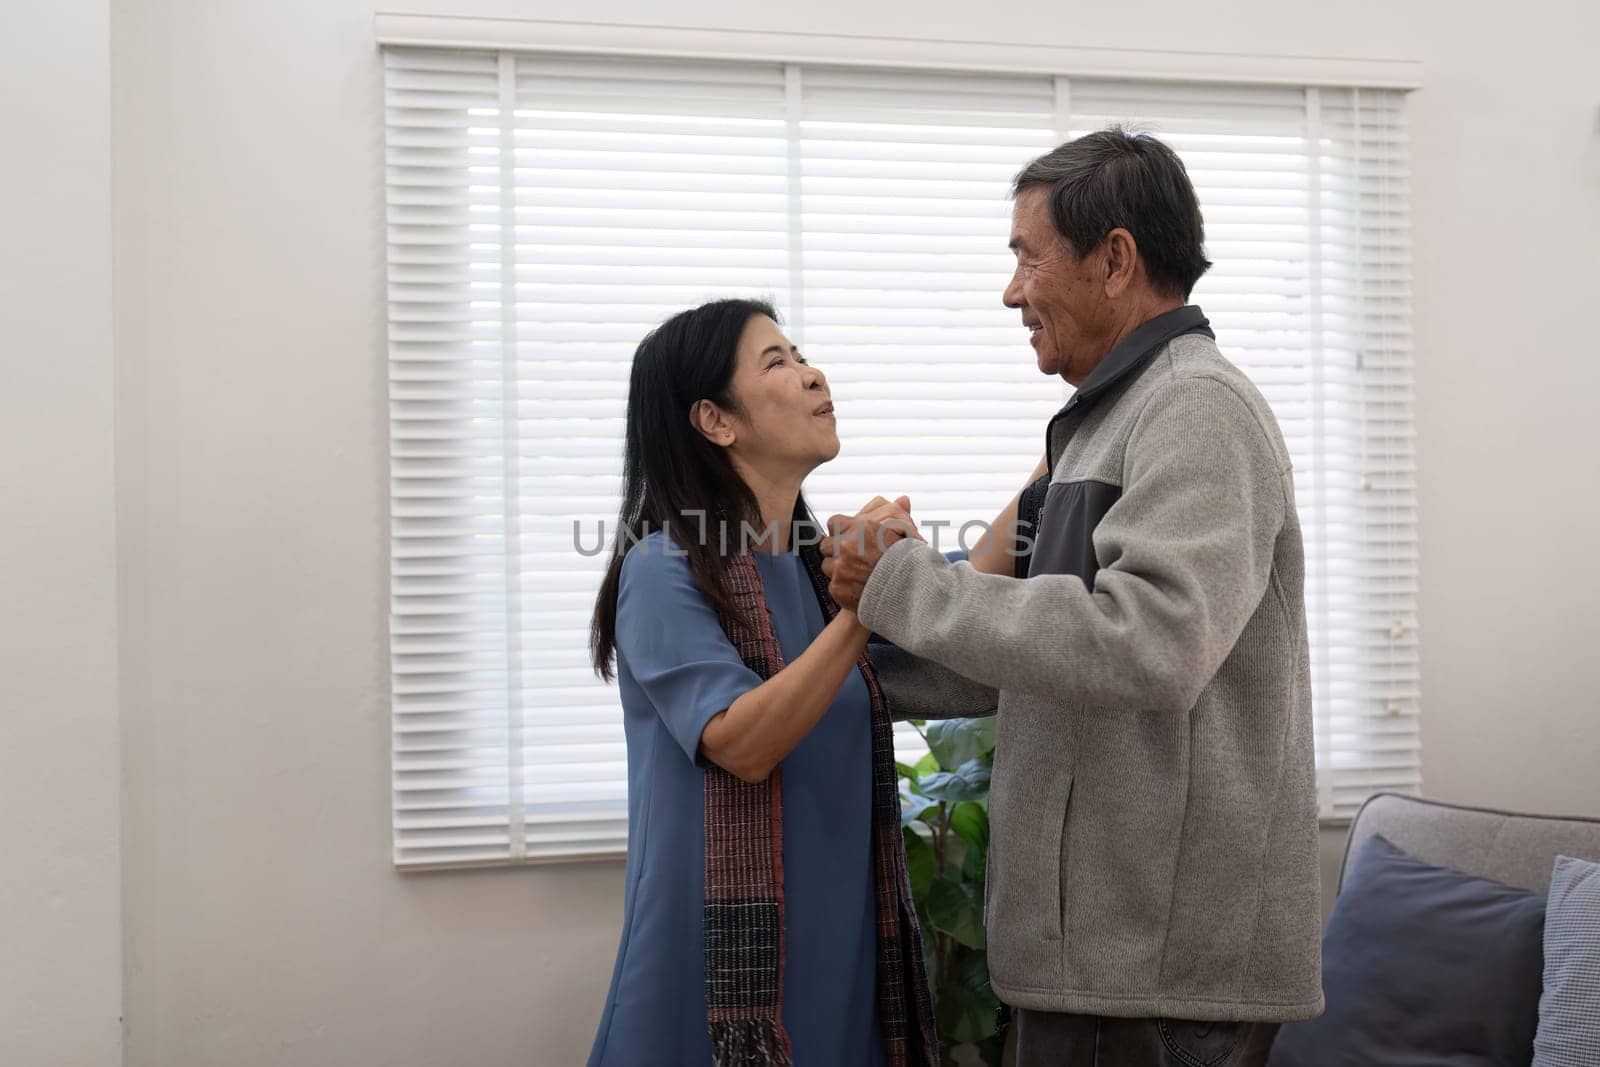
709;1018;794;1067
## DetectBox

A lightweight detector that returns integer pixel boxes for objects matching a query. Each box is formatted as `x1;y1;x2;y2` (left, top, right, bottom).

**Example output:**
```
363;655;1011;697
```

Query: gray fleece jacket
862;306;1324;1022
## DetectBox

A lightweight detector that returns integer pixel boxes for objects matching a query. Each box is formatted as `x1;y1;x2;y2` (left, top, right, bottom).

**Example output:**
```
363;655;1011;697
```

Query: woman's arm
699;610;871;783
963;454;1050;576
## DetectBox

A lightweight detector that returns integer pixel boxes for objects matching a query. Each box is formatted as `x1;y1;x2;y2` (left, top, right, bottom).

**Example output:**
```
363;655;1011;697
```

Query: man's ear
690;399;737;448
1102;227;1140;298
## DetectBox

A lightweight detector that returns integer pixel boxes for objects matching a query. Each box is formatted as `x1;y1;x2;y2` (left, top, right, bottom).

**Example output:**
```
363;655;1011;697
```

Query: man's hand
819;496;921;612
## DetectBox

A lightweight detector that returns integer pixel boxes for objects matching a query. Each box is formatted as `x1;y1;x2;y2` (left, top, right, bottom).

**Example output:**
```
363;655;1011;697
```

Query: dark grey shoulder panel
1026;480;1122;590
1014;474;1053;580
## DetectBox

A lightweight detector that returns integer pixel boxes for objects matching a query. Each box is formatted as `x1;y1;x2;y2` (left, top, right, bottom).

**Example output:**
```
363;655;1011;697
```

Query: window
384;47;1419;867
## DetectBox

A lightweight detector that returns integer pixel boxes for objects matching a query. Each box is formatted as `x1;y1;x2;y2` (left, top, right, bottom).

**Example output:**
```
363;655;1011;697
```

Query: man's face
1003;186;1112;386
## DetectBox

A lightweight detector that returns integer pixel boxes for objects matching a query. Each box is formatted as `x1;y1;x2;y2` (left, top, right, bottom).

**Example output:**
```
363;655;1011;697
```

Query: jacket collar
1073;304;1212;408
1043;304;1213;462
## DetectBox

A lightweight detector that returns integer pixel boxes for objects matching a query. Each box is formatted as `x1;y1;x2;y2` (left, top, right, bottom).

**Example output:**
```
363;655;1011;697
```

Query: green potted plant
897;717;1008;1066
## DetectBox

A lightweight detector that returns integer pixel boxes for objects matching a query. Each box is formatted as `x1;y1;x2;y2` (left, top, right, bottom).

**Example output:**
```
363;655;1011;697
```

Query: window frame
382;31;1424;869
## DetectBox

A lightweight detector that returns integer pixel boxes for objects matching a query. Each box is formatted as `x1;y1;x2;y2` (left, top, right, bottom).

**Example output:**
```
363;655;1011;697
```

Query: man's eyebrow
1008;236;1027;253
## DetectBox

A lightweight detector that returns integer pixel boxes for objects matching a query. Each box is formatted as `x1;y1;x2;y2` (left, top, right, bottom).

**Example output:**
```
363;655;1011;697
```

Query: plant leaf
925;875;985;950
902;825;936;898
925;716;997;771
934;965;1002;1045
939;946;1004;1046
899;782;938;828
913;751;940;778
954;942;998;995
917;757;992;804
975;1029;1008;1066
962;841;987;883
948;800;989;881
947;800;989;852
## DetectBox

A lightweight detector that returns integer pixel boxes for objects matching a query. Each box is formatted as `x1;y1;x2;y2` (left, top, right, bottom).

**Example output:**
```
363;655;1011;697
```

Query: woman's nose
805;365;827;389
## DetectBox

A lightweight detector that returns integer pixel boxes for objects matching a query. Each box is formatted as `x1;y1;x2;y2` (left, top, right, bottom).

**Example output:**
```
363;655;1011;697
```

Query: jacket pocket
987;769;1072;980
984;702;1075;993
1057;775;1075;942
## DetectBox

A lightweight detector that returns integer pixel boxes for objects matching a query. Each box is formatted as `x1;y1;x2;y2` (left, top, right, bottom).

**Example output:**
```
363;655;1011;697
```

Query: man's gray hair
1013;126;1211;299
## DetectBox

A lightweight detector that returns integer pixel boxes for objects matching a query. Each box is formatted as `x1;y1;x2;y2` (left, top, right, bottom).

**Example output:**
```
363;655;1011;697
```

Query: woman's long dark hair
590;299;819;680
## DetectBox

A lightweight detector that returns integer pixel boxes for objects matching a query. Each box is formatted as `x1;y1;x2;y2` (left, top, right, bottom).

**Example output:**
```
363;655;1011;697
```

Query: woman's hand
820;496;921;612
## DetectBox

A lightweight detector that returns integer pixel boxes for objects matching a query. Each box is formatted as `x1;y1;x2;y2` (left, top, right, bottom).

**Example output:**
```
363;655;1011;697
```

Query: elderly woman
585;299;936;1067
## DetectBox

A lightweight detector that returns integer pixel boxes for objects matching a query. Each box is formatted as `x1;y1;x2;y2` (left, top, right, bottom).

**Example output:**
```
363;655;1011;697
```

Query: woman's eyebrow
759;345;799;359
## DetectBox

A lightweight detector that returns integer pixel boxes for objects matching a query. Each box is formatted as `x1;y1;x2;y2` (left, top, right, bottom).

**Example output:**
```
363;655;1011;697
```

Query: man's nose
1002;270;1024;309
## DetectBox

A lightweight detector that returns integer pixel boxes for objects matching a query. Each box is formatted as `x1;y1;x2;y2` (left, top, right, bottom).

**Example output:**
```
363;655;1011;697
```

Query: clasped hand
819;495;923;612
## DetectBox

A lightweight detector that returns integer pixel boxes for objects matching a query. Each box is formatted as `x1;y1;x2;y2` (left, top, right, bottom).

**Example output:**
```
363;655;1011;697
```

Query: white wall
1403;9;1600;817
110;2;621;1063
0;2;124;1065
36;0;1599;1063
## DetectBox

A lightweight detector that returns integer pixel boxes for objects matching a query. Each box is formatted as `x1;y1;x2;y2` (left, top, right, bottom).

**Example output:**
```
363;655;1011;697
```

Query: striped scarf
704;544;938;1067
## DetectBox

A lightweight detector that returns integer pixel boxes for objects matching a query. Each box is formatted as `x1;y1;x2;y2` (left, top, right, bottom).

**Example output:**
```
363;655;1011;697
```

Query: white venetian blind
788;68;1072;795
793;66;1068;533
385;48;1418;867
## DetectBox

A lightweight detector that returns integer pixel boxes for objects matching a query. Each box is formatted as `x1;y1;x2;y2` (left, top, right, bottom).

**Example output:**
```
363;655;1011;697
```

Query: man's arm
867;549;1000;721
868;642;999;721
857;376;1289;713
964;453;1050;576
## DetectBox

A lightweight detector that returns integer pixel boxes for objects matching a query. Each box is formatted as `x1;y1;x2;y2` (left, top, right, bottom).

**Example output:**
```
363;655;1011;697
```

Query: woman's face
703;314;839;476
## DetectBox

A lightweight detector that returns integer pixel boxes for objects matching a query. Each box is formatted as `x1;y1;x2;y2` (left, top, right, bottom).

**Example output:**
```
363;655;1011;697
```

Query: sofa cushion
1533;855;1600;1067
1272;833;1545;1067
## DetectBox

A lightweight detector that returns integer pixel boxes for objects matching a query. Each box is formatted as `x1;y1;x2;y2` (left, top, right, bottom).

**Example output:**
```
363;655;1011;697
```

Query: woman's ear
690;399;737;448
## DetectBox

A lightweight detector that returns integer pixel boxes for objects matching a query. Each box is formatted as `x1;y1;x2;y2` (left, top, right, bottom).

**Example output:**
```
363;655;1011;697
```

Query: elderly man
821;129;1323;1067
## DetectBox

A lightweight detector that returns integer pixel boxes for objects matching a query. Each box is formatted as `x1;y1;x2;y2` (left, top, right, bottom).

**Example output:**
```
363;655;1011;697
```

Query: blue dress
588;532;887;1067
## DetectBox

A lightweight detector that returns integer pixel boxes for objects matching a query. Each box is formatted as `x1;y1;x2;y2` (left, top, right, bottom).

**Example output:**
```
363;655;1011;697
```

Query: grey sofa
1340;792;1600;897
1262;793;1600;1065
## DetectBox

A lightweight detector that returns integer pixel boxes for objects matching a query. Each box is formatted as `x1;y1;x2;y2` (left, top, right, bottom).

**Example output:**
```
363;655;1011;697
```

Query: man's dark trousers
1013;1009;1279;1066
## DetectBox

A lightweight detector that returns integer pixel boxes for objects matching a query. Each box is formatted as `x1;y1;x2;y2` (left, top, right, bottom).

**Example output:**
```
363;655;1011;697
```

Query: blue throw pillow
1271;833;1546;1067
1533;854;1600;1067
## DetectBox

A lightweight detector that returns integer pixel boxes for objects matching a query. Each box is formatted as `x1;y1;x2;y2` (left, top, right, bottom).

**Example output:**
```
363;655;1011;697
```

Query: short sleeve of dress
616;540;765;765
